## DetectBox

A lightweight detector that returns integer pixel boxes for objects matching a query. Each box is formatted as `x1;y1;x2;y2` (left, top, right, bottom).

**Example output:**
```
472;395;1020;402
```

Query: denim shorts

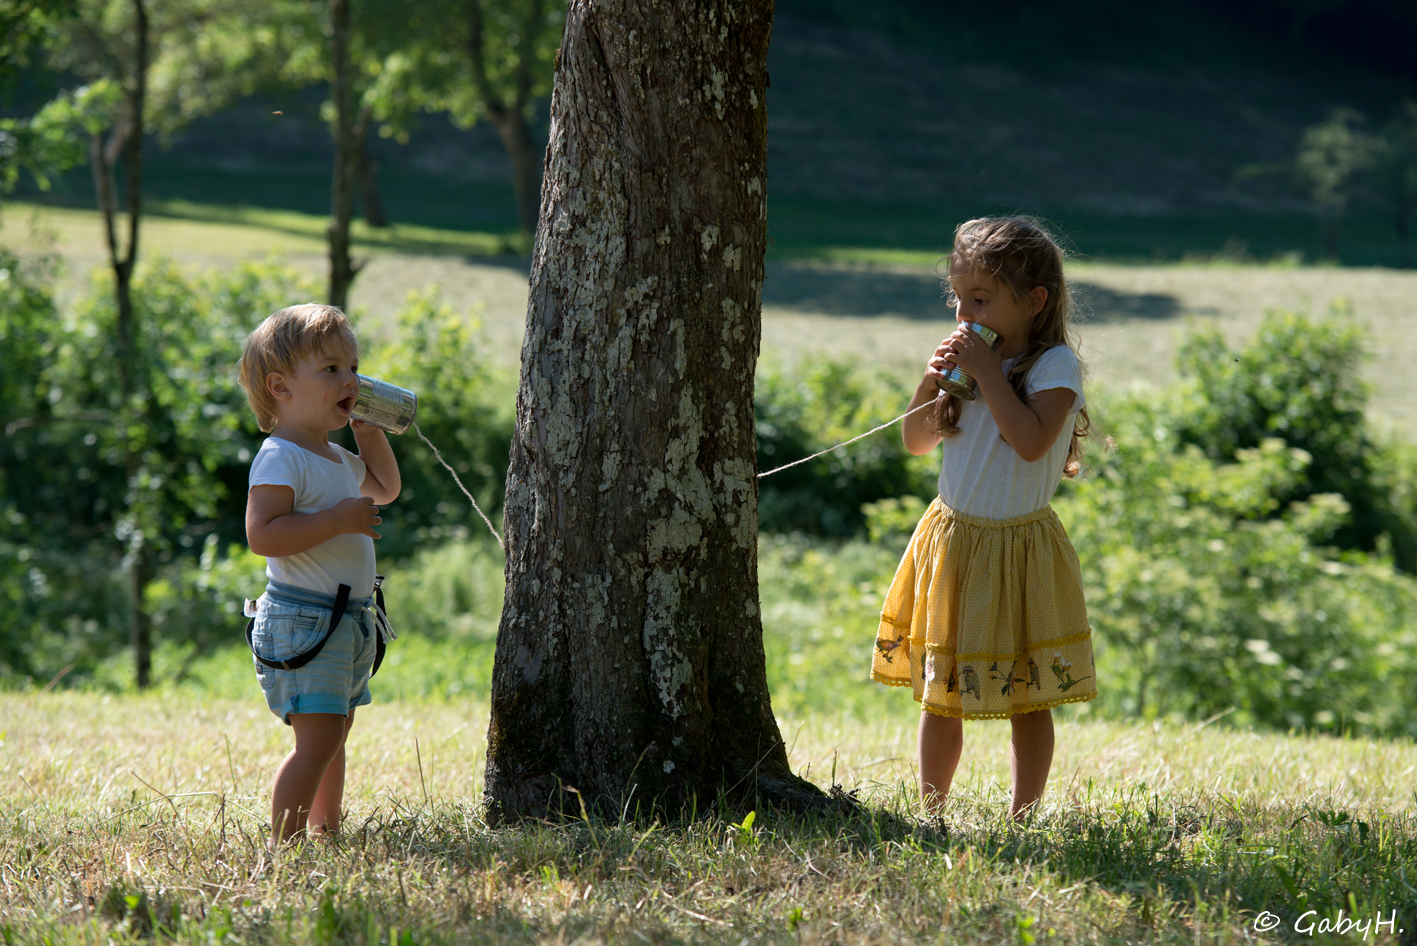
249;580;377;725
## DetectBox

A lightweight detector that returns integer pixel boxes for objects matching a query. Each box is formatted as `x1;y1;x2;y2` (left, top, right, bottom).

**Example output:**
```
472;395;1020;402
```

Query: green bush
353;287;515;561
0;260;518;687
1175;306;1416;570
755;358;936;535
1059;397;1417;734
2;255;308;683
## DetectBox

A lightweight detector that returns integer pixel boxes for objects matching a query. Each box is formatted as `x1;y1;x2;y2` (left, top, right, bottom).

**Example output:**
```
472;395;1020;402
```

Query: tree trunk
1396;203;1412;269
91;0;152;689
356;135;388;229
492;111;540;240
485;0;823;824
1323;208;1341;262
327;0;364;308
466;0;545;242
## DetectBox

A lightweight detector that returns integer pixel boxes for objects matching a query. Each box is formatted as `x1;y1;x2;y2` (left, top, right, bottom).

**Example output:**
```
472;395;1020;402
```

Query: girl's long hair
930;216;1091;477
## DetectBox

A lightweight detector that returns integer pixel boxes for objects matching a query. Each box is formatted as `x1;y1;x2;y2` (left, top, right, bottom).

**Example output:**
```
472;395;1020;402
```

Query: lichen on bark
485;0;828;823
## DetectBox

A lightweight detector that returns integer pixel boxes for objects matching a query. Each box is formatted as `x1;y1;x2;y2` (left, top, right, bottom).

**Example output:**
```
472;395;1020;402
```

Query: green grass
4;687;1416;943
4;534;1416;942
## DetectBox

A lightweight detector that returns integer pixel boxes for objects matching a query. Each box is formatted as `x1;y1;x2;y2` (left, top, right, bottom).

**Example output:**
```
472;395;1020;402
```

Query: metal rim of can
936;367;978;400
961;321;1003;349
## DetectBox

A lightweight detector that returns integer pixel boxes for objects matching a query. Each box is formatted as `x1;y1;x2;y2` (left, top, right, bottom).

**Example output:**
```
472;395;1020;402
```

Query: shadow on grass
760;263;1189;327
22;788;1417;944
763;261;947;320
1072;281;1185;321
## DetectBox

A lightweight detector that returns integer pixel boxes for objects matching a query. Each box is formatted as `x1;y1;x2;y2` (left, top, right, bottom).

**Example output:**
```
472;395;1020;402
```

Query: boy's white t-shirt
249;437;376;598
936;345;1085;520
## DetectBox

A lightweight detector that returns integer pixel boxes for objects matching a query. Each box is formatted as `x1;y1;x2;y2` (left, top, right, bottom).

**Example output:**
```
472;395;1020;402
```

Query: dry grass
4;692;1416;944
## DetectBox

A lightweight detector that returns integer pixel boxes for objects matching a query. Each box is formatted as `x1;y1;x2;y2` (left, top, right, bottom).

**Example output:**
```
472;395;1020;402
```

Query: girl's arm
352;422;401;504
901;338;950;456
246;485;382;557
943;329;1075;462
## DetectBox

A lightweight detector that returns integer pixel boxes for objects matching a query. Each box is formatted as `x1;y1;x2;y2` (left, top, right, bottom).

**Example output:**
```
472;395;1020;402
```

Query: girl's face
949;268;1046;351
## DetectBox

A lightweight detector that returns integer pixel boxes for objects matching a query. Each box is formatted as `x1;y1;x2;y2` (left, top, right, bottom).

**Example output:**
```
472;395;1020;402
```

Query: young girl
871;216;1095;820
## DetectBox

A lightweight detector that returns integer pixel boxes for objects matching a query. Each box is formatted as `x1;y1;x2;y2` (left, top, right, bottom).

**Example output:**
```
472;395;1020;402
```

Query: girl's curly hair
931;216;1090;477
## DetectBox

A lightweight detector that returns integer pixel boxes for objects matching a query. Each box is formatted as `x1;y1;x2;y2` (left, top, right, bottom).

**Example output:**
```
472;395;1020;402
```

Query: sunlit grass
0;200;520;261
4;689;1416;944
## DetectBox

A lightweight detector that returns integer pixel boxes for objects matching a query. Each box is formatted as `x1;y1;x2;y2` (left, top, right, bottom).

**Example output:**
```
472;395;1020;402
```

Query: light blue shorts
249;580;377;725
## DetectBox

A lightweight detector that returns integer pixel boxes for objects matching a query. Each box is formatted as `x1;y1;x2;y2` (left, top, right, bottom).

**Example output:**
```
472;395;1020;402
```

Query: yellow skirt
871;498;1096;720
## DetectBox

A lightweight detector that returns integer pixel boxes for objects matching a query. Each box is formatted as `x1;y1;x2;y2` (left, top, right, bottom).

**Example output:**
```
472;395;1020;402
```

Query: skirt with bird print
871;497;1096;719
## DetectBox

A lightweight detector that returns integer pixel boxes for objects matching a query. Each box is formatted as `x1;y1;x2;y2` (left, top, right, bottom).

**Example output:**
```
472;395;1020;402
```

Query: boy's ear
266;371;292;402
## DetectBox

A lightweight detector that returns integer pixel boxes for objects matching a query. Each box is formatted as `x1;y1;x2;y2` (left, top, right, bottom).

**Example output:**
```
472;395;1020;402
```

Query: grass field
4;691;1416;944
6;201;1416;439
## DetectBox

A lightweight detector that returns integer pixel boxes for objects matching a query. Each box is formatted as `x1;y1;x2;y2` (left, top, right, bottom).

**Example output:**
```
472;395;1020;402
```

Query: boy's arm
352;422;401;504
246;485;383;557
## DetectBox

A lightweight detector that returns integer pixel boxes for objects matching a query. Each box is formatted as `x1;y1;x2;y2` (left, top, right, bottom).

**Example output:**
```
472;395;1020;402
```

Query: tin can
935;322;1003;401
349;375;418;434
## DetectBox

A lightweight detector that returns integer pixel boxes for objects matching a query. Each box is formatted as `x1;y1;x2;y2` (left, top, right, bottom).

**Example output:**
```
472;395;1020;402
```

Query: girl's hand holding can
942;325;1003;380
925;337;955;387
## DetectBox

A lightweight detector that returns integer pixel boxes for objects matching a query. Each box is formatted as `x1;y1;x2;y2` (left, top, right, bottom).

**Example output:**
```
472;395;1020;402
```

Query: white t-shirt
936;345;1085;520
248;437;376;598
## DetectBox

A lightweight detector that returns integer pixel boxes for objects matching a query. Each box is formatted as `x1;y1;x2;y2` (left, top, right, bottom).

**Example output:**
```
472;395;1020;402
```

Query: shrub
1174;306;1415;570
1059;395;1417;735
352;287;515;561
755;358;936;535
1;256;310;683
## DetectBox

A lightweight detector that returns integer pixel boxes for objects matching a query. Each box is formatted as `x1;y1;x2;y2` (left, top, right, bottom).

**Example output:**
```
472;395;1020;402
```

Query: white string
757;398;936;480
413;422;505;551
419;397;935;545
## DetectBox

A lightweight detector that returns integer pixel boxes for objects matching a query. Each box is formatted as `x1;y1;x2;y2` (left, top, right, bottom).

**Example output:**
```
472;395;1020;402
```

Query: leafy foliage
1;256;514;686
1174;306;1415;569
0;255;309;682
755;358;936;536
352;287;514;561
1060;402;1417;734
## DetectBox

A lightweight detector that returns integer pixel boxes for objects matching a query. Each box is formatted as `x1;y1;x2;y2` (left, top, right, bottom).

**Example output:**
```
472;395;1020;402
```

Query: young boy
238;303;401;841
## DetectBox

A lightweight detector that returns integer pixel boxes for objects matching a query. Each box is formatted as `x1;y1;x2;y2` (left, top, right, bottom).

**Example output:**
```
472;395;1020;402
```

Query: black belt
246;576;389;677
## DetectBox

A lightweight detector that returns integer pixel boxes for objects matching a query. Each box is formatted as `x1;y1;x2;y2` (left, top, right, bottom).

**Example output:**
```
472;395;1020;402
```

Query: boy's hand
331;496;382;539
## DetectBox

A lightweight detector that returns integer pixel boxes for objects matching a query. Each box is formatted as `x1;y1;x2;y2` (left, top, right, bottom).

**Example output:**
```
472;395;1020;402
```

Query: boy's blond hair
239;304;359;432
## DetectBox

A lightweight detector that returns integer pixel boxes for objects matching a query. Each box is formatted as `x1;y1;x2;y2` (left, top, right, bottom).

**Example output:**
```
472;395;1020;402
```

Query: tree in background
12;0;282;687
386;0;563;240
273;0;435;304
1293;108;1379;261
486;0;830;822
1377;102;1417;269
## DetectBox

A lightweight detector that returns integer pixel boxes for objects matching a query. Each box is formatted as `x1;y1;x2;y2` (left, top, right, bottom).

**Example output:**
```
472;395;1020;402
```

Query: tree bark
327;0;364;308
356;137;388;229
485;0;823;823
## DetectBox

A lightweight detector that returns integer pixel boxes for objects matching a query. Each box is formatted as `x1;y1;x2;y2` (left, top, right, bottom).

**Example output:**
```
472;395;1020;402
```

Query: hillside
6;2;1413;263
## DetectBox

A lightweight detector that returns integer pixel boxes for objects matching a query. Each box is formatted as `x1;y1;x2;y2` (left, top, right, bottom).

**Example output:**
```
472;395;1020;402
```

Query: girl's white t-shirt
936;345;1085;520
248;437;376;598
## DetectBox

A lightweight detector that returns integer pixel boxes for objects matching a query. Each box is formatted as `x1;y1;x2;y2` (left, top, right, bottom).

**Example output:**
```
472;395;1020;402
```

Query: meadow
5;675;1417;943
4;202;1417;943
7;202;1416;438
